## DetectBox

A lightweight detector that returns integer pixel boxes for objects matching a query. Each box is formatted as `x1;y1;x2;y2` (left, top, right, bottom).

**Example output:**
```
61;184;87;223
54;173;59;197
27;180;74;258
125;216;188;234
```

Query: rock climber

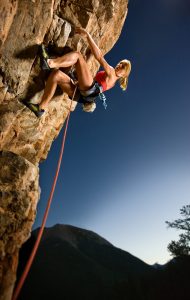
25;27;131;117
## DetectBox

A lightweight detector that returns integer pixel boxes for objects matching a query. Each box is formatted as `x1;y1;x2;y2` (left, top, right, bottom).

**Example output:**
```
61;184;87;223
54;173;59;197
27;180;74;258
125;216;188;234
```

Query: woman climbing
26;27;131;117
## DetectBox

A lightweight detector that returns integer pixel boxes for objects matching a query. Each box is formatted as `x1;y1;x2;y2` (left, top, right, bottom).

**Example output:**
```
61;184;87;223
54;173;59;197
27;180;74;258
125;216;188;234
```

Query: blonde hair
82;102;96;112
118;59;131;91
82;60;131;112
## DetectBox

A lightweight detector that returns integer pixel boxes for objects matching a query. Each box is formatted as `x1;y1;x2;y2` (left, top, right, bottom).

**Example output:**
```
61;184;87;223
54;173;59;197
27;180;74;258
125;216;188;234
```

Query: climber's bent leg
74;52;94;91
48;51;93;90
48;51;79;69
39;70;75;110
39;70;58;109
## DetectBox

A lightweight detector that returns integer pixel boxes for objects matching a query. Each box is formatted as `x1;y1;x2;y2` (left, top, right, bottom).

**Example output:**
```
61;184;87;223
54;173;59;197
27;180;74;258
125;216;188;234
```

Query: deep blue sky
34;0;190;264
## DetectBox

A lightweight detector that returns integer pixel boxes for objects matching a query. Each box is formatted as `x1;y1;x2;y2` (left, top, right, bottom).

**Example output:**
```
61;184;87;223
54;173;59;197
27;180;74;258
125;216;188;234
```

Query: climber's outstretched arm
75;27;113;76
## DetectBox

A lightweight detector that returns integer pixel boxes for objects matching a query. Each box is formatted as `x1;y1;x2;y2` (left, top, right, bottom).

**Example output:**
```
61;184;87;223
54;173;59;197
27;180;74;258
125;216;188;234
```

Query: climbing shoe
39;44;50;71
24;102;45;118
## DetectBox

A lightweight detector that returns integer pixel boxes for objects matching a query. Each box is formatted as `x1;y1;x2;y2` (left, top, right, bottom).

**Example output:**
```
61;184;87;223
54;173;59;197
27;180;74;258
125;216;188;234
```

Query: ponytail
118;59;131;91
119;76;129;91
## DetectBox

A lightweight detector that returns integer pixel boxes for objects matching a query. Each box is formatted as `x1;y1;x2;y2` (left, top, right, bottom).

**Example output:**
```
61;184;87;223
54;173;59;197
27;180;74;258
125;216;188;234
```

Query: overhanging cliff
0;1;128;299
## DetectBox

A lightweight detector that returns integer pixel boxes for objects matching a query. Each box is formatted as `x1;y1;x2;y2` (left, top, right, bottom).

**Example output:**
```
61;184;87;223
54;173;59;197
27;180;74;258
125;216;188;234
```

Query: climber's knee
51;69;63;83
76;51;82;58
74;51;83;62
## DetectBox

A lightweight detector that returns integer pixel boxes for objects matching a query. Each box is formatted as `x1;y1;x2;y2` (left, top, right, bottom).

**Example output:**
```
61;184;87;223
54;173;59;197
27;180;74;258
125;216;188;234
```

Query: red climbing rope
12;87;77;300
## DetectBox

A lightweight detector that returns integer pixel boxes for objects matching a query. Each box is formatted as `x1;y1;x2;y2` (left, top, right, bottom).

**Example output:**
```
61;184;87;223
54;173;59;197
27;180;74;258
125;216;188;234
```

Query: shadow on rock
15;44;39;60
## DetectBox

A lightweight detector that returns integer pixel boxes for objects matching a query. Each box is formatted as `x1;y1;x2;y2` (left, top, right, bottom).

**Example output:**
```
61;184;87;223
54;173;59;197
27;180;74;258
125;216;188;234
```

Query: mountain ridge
16;223;190;300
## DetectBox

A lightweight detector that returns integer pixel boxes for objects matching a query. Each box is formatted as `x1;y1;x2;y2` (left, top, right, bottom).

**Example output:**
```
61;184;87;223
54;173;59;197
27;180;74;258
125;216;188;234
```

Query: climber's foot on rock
24;101;45;118
39;44;50;71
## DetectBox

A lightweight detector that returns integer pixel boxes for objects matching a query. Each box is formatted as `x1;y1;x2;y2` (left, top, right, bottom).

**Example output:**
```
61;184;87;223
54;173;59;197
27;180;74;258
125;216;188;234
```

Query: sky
33;0;190;265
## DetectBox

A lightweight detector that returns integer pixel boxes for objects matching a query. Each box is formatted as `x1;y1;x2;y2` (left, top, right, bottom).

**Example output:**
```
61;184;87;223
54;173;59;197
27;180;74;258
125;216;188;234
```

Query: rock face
0;1;128;299
0;151;39;300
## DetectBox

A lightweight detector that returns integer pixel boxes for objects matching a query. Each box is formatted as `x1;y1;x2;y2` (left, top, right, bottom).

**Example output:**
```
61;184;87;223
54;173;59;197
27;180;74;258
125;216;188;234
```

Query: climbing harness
68;70;107;110
12;86;77;300
80;82;107;109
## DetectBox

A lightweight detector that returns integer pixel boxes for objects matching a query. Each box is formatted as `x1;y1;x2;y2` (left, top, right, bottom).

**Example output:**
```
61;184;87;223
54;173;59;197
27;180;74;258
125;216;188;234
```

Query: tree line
166;205;190;257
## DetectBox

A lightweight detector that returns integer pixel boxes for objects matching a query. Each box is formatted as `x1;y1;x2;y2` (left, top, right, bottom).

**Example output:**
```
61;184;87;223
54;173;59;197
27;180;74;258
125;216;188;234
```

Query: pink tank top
95;71;107;92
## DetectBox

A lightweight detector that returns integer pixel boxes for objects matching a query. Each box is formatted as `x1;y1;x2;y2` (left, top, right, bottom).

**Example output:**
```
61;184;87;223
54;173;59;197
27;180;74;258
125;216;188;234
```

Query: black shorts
68;70;102;104
77;81;102;104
